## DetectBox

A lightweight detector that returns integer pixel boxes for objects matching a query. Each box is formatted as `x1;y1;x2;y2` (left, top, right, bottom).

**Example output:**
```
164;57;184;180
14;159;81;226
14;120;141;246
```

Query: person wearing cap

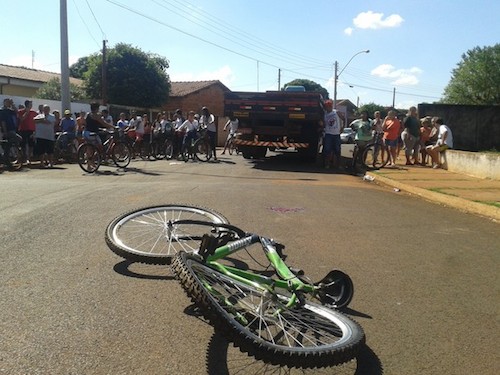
322;99;342;169
59;109;76;150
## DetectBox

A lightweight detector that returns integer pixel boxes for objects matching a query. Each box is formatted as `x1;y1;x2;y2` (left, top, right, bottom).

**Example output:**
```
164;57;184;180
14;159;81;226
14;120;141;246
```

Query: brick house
165;81;231;145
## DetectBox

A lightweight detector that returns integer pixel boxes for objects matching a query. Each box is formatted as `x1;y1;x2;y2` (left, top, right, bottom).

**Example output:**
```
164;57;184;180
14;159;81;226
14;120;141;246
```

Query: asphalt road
1;151;498;375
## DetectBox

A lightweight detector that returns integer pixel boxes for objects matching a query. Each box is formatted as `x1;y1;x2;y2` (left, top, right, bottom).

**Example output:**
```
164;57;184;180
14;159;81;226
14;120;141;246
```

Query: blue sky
2;0;499;108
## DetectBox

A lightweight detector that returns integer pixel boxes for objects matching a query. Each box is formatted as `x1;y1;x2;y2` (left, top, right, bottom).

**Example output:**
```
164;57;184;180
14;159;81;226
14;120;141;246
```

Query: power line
72;0;101;48
85;0;106;39
158;0;329;67
104;0;282;70
104;0;442;101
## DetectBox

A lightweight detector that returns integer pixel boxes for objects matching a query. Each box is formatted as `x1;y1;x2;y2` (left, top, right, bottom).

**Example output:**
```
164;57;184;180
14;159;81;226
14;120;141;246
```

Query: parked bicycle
77;127;132;173
362;132;389;169
105;204;365;369
181;128;212;162
53;131;80;164
350;132;389;173
0;137;23;171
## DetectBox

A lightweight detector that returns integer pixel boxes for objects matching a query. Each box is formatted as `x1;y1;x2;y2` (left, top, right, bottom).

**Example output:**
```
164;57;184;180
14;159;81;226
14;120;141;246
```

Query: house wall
0;85;38;97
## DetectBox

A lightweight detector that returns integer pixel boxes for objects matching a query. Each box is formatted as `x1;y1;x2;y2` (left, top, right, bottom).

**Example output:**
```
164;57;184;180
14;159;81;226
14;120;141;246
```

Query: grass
474;201;500;208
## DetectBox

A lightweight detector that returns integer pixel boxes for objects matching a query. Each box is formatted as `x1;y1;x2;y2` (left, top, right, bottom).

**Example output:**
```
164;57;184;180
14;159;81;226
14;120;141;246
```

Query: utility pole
256;61;260;92
333;61;338;108
102;40;107;106
333;50;370;109
392;87;396;108
60;0;71;112
278;68;281;91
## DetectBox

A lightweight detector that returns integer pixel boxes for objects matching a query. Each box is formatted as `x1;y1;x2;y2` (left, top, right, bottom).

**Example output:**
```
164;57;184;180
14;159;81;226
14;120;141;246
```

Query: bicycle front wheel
164;139;174;159
172;252;365;368
362;143;389;169
111;142;132;168
7;146;23;170
77;143;101;173
194;139;212;162
105;204;229;264
228;139;235;155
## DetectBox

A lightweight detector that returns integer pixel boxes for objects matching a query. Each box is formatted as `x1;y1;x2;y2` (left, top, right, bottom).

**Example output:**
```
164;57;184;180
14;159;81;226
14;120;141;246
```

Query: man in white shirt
221;116;239;155
178;111;199;152
322;99;342;169
200;107;217;160
426;117;453;169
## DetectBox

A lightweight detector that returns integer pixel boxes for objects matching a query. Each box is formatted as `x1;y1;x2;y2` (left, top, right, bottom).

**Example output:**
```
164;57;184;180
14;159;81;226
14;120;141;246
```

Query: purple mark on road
269;207;305;214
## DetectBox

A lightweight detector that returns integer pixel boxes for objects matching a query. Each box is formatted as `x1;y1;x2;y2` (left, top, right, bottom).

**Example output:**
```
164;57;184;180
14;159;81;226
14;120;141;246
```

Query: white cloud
371;64;422;86
346;11;403;35
353;11;404;29
170;65;235;86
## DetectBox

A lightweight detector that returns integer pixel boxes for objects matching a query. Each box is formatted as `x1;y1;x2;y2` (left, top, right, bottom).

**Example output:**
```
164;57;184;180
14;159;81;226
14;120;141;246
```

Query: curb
366;172;500;223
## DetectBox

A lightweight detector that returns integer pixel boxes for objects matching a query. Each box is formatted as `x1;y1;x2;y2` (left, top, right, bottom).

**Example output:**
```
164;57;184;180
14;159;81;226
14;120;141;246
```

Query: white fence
0;94;90;115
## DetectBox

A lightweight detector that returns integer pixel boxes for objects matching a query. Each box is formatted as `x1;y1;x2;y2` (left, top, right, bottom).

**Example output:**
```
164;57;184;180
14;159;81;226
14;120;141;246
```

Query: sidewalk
365;161;500;222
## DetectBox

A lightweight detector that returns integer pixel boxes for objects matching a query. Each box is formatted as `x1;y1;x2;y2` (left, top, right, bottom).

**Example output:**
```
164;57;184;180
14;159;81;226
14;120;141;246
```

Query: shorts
34;138;55;155
323;134;341;156
19;130;35;148
83;131;102;146
384;138;398;147
429;144;449;152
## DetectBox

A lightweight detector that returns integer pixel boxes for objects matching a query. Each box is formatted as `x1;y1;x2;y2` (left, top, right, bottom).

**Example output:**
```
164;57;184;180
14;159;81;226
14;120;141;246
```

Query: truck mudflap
234;139;310;149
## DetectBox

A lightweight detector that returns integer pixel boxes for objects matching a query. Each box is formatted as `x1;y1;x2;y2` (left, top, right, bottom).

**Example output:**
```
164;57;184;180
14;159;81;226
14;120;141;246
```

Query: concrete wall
1;94;90;115
444;150;500;180
418;103;500;152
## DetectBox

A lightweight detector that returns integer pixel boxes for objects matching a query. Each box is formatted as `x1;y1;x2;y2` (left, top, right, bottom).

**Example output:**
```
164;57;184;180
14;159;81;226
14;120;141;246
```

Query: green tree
78;43;171;107
357;102;387;117
69;56;90;79
34;77;88;101
442;44;500;105
283;79;330;99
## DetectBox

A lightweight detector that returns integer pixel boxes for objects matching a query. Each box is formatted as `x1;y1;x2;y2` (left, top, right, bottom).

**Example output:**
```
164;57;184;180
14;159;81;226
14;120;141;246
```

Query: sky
1;0;499;109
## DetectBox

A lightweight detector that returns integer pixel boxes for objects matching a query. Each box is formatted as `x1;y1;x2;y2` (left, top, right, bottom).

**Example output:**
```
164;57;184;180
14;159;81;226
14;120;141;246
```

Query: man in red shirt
17;100;37;164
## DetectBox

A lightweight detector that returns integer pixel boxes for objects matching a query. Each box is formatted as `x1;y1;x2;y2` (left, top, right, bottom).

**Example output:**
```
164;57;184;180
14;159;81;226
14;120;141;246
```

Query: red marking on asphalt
269;207;305;213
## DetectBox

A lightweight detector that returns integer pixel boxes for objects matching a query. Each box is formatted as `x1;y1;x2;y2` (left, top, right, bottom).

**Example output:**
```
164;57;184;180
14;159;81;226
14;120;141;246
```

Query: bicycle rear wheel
77;143;101;173
152;140;165;160
172;252;365;368
111;142;132;168
194;139;212;162
105;204;229;264
362;143;389;169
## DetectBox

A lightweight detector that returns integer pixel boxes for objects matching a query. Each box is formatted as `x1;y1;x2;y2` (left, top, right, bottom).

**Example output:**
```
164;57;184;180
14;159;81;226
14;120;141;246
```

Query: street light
333;49;369;108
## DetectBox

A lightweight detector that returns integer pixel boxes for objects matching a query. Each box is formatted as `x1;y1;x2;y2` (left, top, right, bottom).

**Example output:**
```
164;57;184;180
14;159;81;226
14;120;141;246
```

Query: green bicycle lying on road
105;204;365;369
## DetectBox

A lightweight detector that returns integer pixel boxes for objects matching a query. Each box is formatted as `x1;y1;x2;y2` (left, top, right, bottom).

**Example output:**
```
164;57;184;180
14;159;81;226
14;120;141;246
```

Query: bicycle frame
198;231;315;309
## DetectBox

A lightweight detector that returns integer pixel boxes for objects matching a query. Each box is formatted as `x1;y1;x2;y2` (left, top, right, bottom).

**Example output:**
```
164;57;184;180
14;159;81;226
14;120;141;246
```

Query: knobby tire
172;252;365;368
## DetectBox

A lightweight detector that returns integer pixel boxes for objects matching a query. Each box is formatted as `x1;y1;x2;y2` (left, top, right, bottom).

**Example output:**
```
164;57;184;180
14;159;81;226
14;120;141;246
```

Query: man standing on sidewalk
401;106;420;165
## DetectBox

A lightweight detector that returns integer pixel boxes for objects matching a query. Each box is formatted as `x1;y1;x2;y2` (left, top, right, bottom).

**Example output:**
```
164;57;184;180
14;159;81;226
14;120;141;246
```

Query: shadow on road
113;260;174;280
206;332;383;375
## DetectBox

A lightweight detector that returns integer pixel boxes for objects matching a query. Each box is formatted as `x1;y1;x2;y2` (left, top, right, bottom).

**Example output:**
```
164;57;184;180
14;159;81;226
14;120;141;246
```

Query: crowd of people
0;97;240;169
322;100;454;170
